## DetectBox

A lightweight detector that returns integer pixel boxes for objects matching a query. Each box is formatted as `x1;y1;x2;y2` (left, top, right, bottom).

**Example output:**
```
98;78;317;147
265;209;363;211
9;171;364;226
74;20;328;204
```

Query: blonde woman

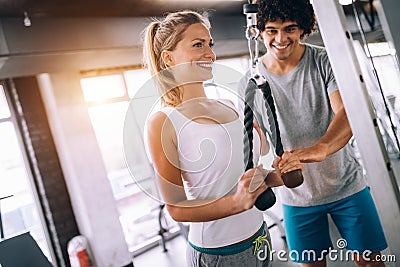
143;10;302;266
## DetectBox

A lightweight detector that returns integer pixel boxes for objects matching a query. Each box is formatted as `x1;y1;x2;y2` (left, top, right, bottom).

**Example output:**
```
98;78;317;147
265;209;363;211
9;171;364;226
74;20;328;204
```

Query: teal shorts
283;187;387;263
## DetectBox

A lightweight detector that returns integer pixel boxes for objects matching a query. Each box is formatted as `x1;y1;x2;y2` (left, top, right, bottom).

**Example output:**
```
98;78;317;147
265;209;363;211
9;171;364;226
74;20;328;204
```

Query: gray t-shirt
238;44;366;206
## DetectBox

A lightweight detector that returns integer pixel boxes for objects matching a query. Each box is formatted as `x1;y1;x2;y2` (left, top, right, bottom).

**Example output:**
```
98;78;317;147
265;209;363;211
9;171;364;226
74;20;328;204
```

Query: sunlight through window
0;85;11;119
81;75;125;102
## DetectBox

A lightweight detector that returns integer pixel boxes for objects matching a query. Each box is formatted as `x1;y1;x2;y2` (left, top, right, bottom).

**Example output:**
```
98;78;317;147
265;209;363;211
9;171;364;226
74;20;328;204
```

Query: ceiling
0;0;387;79
0;0;383;43
0;0;247;18
0;0;377;18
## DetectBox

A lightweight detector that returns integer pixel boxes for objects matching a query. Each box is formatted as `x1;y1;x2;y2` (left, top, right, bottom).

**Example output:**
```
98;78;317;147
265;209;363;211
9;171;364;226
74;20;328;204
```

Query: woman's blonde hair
143;11;210;107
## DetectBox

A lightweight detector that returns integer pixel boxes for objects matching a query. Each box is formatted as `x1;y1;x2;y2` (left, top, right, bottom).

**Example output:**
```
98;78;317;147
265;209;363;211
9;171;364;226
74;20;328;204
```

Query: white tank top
161;99;264;248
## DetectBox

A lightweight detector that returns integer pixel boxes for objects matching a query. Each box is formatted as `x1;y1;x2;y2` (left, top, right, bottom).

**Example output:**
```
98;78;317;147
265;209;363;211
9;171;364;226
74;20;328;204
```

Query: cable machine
313;0;400;262
242;1;304;211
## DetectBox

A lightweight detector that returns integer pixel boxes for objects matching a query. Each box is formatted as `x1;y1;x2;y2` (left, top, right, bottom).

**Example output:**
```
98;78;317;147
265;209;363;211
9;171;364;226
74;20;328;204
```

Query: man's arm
291;90;352;163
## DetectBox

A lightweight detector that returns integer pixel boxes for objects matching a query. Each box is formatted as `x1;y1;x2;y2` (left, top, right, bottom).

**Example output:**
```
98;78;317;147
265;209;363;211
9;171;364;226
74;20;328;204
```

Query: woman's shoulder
146;110;171;131
217;98;236;108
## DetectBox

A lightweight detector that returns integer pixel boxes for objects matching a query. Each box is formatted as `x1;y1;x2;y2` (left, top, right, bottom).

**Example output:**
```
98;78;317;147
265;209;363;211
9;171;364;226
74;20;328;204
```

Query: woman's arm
254;123;270;156
146;111;268;222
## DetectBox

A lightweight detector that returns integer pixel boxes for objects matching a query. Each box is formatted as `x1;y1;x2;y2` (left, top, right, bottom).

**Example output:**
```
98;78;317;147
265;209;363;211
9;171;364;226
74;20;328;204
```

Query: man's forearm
316;107;352;156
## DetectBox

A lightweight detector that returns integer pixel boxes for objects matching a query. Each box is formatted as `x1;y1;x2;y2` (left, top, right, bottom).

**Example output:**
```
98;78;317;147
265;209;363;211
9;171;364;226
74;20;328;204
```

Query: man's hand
273;152;304;173
291;143;329;163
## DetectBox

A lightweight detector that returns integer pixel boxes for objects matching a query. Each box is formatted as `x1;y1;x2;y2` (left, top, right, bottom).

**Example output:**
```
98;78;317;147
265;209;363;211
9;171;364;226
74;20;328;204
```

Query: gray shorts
186;223;271;267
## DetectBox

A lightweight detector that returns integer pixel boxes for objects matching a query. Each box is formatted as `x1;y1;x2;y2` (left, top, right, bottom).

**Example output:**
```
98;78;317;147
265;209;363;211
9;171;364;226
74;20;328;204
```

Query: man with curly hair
239;0;388;266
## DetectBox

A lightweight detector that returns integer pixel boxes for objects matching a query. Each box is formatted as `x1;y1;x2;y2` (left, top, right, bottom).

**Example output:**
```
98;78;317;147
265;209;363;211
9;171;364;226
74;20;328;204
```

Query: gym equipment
242;2;304;211
0;232;53;267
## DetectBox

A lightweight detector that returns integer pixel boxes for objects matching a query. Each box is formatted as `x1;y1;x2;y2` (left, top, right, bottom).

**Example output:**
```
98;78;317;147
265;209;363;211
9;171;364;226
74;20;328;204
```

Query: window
0;84;53;262
81;75;125;102
355;42;400;156
80;72;179;253
0;86;10;119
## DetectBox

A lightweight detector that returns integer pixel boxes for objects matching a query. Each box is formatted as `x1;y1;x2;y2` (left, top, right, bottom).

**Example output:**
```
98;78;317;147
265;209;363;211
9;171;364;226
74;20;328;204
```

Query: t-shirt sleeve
320;49;339;95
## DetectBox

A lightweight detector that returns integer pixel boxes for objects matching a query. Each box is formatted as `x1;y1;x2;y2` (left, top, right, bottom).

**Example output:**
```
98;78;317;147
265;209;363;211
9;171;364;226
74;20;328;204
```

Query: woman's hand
232;166;268;211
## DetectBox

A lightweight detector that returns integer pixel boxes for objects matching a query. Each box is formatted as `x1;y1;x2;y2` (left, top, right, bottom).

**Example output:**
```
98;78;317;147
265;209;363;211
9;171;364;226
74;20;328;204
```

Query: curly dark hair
257;0;317;39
